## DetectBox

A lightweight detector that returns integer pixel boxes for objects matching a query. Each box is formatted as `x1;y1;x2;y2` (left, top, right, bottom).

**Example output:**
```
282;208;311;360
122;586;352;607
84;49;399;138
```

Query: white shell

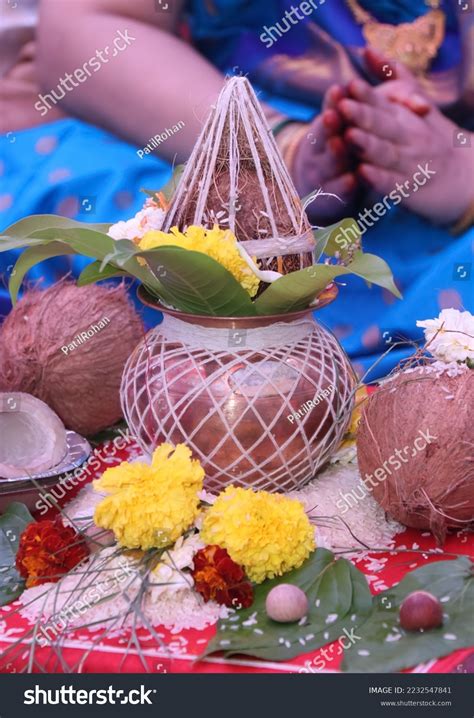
265;584;309;623
0;393;68;479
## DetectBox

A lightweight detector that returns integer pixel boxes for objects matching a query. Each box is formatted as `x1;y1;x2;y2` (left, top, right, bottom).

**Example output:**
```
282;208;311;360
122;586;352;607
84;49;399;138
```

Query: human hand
284;85;358;222
338;77;474;225
363;47;429;114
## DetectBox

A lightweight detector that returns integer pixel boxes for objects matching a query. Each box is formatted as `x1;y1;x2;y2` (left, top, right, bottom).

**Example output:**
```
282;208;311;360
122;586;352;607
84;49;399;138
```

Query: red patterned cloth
0;437;472;674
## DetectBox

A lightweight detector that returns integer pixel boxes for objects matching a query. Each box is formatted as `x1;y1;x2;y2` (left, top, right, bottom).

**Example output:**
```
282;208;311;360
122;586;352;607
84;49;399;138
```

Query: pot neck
158;312;316;351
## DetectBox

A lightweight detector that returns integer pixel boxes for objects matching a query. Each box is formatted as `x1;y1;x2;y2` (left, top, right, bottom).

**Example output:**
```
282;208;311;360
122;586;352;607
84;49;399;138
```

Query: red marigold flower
191;545;253;609
16;517;89;588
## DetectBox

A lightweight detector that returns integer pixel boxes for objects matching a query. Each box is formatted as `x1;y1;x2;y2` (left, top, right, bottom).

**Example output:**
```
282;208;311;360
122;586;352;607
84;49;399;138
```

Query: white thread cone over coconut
0;392;67;479
163;77;315;275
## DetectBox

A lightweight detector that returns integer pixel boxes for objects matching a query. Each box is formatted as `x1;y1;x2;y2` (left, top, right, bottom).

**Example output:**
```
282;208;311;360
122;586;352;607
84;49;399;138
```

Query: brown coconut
357;366;474;543
0;281;143;436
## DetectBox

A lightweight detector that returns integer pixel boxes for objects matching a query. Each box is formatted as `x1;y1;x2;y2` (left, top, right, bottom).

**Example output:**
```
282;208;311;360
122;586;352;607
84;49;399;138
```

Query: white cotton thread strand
158;314;315;351
238;231;315;259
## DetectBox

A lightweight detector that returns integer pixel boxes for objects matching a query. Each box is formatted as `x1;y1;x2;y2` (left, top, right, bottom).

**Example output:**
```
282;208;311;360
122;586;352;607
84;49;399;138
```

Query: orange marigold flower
16;518;89;588
191;545;253;609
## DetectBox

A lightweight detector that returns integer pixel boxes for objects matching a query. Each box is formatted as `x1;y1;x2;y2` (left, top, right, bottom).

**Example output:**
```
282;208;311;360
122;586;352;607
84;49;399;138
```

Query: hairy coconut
357;366;474;542
0;282;143;436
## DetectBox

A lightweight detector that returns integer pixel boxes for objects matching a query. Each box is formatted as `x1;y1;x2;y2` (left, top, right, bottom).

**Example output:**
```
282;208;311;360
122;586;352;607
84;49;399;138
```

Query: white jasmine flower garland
107;199;166;242
417;309;474;364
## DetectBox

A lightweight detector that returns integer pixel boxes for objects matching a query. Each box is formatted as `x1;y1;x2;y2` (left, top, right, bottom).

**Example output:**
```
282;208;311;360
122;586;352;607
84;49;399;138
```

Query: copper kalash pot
120;286;356;493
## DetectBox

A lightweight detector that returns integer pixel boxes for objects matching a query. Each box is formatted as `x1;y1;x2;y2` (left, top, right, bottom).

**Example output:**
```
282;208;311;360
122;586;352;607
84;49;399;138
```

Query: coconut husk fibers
199;167;311;271
0;281;143;436
357;367;474;543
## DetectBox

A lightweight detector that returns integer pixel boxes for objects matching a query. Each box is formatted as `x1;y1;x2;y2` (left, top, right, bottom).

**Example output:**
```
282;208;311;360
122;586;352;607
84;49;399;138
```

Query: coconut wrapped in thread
162;77;315;280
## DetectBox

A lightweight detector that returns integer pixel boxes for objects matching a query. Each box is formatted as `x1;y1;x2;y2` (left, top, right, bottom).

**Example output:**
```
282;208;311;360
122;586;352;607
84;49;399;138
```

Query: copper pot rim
137;284;338;328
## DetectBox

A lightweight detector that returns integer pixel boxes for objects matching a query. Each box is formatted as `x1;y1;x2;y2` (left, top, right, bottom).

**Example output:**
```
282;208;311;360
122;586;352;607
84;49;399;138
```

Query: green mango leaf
6;227;170;304
342;557;474;673
160;164;185;203
2;214;111;241
347;252;402;298
0;503;34;606
138;246;258;316
0;216;111;253
77;261;128;286
313;218;361;263
29;226;121;260
203;548;373;661
0;236;49;252
142;165;185;204
8;242;78;304
255;251;401;315
27;230;160;291
6;227;124;304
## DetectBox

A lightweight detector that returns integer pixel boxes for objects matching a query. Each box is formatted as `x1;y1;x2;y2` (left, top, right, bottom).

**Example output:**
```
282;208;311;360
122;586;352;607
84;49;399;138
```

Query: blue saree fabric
1;0;472;380
0;119;171;328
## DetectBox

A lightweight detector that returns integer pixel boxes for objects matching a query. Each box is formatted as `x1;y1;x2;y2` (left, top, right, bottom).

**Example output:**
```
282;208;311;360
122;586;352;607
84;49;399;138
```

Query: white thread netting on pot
120;312;356;493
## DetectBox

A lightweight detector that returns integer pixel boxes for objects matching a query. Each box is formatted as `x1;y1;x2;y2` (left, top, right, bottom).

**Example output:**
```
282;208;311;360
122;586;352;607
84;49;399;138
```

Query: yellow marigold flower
200;486;315;583
93;444;204;550
139;225;260;297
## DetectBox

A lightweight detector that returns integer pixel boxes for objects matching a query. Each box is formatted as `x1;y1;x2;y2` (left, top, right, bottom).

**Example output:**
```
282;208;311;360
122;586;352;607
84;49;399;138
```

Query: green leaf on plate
0;502;34;606
203;548;373;661
255;251;401;315
138;245;258;316
342;556;474;673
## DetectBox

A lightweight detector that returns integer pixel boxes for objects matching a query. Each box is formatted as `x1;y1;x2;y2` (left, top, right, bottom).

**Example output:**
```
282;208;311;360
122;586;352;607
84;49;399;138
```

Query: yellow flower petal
94;443;204;550
201;486;315;583
139;225;260;297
